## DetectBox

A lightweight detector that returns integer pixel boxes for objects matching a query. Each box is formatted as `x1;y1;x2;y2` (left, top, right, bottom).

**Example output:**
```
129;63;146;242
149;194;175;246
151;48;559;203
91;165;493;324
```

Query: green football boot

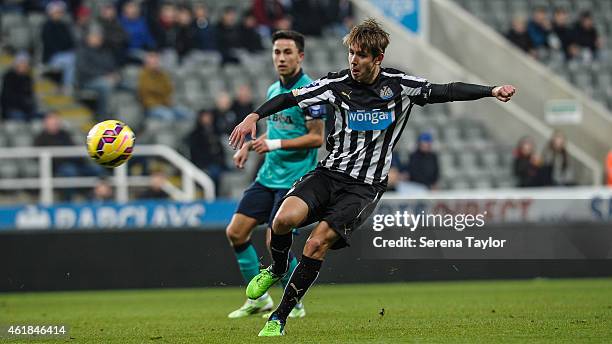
246;267;283;300
227;294;273;319
262;303;306;319
258;319;285;337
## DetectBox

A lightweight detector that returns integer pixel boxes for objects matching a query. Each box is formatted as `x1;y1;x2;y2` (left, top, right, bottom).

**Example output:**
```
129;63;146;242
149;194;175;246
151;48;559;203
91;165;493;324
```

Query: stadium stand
4;0;599;204
454;0;611;111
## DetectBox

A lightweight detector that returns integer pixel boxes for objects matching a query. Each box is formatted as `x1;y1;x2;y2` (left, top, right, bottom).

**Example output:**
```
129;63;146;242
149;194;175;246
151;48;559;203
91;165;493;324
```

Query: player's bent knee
225;225;248;246
272;212;298;234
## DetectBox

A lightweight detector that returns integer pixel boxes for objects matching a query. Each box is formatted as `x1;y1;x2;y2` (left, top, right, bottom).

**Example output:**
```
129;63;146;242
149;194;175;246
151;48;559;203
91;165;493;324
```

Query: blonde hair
342;18;390;57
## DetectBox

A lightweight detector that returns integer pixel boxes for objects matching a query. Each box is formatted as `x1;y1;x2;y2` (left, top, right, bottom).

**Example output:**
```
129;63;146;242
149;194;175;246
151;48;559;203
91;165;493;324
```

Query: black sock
232;240;251;253
270;255;322;323
270;232;293;275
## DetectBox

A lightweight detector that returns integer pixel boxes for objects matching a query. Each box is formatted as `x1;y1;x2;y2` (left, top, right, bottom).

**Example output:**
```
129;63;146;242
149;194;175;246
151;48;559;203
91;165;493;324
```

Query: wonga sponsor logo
348;109;393;131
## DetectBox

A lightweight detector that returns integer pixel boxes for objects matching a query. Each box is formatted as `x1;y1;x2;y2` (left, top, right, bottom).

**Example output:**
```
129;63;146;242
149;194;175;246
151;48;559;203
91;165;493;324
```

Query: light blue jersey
256;71;325;189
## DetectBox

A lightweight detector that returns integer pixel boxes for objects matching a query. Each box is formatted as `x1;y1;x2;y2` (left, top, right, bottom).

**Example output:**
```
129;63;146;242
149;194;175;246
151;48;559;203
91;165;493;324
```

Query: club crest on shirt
379;85;394;100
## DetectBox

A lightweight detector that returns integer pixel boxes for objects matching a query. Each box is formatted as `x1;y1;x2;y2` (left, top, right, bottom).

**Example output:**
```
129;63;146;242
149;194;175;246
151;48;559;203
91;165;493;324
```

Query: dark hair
272;30;305;52
343;18;390;57
222;5;236;14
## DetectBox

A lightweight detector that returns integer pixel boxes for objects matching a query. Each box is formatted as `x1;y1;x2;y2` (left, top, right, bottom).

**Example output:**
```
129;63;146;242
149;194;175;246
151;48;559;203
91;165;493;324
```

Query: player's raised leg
258;221;338;336
264;225;304;319
246;196;309;300
226;213;273;318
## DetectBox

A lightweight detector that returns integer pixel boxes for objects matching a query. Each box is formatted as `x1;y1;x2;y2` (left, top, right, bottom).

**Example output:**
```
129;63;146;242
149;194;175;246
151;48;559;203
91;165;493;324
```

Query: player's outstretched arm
229;93;298;150
426;82;516;104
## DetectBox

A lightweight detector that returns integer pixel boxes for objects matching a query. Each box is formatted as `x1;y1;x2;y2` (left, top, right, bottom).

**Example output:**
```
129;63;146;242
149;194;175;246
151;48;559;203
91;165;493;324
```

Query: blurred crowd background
0;0;611;205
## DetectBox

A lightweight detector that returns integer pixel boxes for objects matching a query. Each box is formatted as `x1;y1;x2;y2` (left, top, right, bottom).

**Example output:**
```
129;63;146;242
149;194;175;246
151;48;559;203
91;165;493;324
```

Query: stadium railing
0;144;215;204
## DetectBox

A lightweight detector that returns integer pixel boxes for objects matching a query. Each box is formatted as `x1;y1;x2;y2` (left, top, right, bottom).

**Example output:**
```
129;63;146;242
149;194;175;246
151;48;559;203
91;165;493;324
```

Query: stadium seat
481;150;500;170
450;178;471;190
19;159;39;178
120;66;141;91
116;104;143;129
7;24;31;51
473;177;494;189
0;159;19;179
220;171;250;199
457;151;479;169
183;77;205;108
155;132;177;148
207;76;228;96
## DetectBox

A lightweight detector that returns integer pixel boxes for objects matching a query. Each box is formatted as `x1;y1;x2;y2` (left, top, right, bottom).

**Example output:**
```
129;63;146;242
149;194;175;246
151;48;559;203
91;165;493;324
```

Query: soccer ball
86;120;135;168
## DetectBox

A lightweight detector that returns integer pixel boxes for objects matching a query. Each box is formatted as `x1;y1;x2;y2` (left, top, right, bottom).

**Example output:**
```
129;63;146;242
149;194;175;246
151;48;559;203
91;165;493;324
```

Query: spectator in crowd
386;132;439;194
405;132;440;190
139;171;169;200
34;112;79;200
192;2;217;51
187;109;226;194
212;91;237;134
291;0;327;37
606;150;612;187
1;52;37;121
41;0;76;94
527;7;552;50
34;112;74;148
119;0;156;62
552;7;578;60
175;5;196;60
73;4;92;42
76;29;119;119
92;178;114;202
506;16;536;57
137;50;193;121
251;0;286;34
513;136;541;187
540;131;574;186
240;12;264;53
573;11;602;60
386;155;403;192
150;2;178;51
231;84;254;126
98;1;129;66
327;0;354;36
216;6;243;64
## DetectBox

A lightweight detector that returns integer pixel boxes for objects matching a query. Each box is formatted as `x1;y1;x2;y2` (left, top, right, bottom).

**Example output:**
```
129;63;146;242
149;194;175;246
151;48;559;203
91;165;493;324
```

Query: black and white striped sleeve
399;73;495;106
398;74;431;107
291;77;335;109
252;77;337;120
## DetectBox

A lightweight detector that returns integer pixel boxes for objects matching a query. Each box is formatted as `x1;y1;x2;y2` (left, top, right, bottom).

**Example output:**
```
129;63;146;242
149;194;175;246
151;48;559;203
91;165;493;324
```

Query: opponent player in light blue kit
225;30;325;319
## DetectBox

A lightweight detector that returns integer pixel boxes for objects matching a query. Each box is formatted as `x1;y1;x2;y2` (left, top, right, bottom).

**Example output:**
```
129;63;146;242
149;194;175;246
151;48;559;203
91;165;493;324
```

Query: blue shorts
236;181;289;226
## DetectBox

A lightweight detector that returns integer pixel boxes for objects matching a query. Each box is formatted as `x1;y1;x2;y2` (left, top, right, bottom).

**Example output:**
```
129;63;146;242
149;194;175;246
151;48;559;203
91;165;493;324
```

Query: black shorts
284;166;384;250
236;181;289;226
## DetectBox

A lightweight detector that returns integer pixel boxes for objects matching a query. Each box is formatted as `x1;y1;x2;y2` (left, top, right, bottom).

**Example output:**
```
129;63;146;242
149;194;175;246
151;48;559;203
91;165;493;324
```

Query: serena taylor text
372;236;507;250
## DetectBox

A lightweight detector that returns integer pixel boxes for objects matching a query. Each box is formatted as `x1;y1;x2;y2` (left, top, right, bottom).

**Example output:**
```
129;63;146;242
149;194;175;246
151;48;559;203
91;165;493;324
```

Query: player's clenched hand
233;145;249;169
229;113;259;150
252;137;270;154
492;85;516;102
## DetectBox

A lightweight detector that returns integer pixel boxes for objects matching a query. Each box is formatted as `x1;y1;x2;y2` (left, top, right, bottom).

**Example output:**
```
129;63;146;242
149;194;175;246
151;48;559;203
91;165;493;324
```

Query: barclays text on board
0;200;238;231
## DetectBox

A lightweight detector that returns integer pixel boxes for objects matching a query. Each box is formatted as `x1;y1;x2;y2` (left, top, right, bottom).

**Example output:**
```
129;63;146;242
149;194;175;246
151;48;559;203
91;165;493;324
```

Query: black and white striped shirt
291;68;430;186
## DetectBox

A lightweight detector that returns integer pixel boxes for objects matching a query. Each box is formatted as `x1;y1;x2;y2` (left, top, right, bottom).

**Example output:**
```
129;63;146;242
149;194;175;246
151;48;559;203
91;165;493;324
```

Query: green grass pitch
1;278;611;343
